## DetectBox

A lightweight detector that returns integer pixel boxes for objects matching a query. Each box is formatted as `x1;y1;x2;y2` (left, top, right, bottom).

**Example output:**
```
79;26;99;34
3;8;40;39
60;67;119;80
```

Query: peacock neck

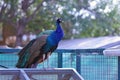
55;22;64;38
47;22;64;45
55;22;63;33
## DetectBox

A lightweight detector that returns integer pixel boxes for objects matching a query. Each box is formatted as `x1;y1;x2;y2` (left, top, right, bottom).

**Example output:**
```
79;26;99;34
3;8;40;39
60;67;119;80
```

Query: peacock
16;18;64;68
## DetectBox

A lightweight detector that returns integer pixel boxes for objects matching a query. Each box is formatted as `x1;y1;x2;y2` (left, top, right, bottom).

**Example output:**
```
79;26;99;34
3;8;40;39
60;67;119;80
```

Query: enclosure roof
58;36;120;49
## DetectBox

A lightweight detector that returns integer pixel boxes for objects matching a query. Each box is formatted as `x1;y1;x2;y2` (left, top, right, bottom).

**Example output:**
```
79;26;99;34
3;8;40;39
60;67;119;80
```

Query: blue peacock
16;18;64;68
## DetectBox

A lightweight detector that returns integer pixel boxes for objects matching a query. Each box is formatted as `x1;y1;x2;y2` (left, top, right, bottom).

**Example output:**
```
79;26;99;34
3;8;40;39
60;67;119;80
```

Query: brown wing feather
25;35;48;67
16;39;36;68
18;39;36;56
38;44;58;63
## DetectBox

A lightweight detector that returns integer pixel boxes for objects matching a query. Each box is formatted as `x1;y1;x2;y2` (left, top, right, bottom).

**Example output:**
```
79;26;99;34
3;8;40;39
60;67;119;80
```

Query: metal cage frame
0;68;84;80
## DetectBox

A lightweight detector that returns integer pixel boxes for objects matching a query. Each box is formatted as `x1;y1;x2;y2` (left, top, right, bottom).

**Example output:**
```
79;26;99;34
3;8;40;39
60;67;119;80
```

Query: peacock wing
16;39;36;68
38;44;58;63
18;39;36;56
16;35;48;68
26;35;48;66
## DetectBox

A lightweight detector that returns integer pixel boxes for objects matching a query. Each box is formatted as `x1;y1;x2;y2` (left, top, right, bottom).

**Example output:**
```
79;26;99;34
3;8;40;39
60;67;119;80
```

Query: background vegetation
0;0;120;46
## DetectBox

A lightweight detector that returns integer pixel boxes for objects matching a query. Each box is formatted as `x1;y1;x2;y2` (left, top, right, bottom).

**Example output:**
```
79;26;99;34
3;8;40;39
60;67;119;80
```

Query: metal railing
0;48;119;80
0;68;84;80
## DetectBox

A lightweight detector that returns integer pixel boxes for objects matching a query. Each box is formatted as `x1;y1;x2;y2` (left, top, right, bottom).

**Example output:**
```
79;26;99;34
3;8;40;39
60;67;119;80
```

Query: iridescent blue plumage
44;19;64;52
49;20;64;44
16;18;64;68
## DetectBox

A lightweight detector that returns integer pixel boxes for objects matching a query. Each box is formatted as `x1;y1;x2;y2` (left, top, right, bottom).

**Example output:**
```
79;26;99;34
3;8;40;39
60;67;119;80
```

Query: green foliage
34;0;120;39
1;0;120;39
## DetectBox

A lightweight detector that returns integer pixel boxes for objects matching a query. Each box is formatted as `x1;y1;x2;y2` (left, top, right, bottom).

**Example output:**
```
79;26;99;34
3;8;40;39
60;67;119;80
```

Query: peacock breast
42;37;56;53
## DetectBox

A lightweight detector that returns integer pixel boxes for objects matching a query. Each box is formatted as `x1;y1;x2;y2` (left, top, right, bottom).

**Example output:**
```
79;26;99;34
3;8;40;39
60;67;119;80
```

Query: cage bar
0;68;84;80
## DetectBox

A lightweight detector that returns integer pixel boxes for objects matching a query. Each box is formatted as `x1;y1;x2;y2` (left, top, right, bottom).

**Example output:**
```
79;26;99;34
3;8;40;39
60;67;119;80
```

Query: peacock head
56;18;62;23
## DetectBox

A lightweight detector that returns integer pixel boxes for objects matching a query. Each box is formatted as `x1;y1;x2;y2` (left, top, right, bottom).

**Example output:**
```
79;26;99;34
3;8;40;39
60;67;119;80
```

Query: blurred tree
40;0;120;39
0;0;44;46
0;0;120;46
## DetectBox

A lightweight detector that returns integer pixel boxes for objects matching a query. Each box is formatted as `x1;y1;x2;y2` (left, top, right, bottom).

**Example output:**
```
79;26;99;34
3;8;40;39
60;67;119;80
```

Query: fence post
58;52;63;68
118;56;120;80
76;50;81;74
